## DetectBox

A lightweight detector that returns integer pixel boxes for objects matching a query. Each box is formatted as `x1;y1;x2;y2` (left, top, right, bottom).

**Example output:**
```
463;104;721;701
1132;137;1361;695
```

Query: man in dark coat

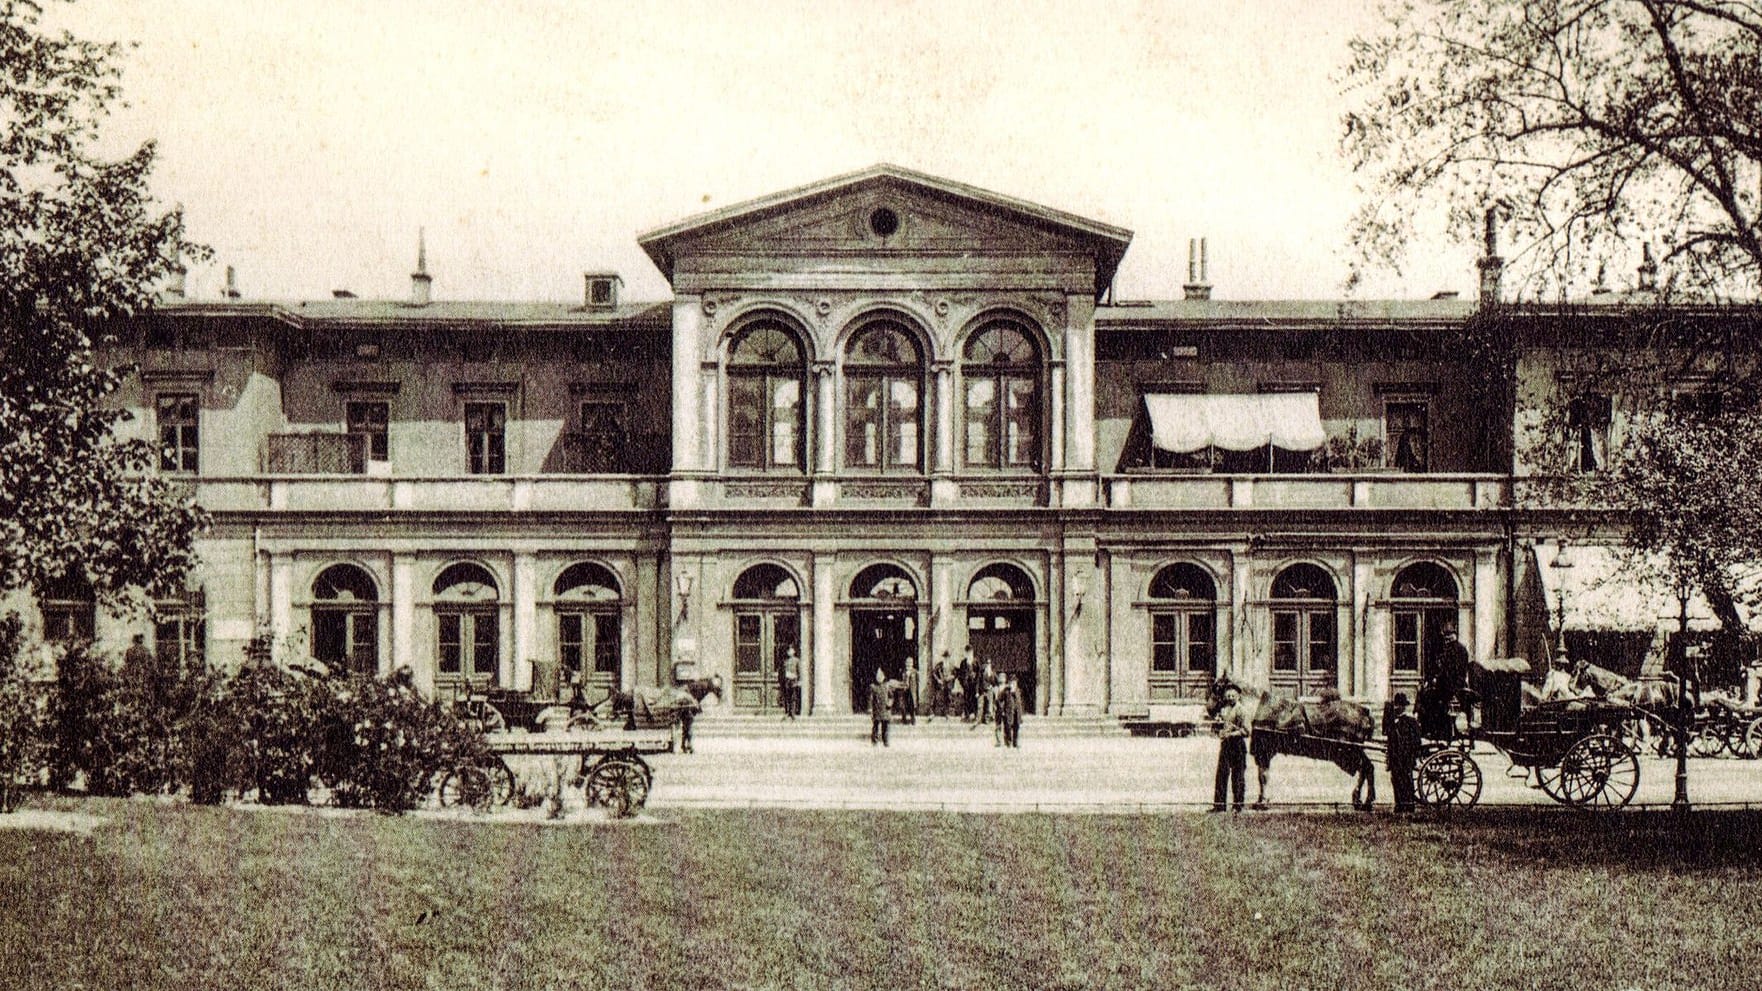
956;647;977;721
1386;692;1423;812
997;674;1024;748
868;668;896;747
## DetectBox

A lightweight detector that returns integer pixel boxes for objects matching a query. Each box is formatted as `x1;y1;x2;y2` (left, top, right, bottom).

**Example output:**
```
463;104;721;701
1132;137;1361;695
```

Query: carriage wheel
567;712;603;732
487;760;516;807
1415;749;1482;809
439;765;493;810
1691;721;1728;758
585;758;652;817
1550;733;1639;810
1726;717;1760;759
1743;718;1762;761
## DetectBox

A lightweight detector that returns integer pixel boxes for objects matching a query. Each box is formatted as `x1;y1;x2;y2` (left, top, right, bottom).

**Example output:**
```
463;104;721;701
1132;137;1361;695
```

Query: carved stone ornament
726;480;806;501
934;299;950;317
701;298;718;316
841;481;927;501
817;299;832;316
960;481;1045;500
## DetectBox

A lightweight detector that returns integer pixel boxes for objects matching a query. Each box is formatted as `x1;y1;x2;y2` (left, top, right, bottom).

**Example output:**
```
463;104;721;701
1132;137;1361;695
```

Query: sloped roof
157;299;672;330
637;163;1133;296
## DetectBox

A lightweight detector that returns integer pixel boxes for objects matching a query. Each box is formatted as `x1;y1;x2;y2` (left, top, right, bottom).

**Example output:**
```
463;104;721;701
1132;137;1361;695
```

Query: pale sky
55;0;1478;304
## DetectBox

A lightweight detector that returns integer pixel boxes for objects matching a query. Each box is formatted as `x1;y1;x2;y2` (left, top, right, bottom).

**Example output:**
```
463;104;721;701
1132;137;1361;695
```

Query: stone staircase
691;712;1131;739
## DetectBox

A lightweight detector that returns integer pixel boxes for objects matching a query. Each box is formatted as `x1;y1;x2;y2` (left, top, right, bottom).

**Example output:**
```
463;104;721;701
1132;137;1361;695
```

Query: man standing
868;667;895;747
928;652;951;720
956;646;977;722
780;646;802;720
1211;687;1251;812
997;674;1024;748
1386;692;1422;813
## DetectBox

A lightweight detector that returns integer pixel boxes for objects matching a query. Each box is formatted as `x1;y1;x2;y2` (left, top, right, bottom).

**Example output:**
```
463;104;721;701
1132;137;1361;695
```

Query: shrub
313;672;488;813
0;615;53;813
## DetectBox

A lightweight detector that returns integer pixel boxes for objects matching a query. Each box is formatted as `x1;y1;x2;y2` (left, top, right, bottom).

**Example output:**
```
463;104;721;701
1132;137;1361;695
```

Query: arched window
731;564;801;712
850;563;918;601
1149;564;1216;699
728;322;805;471
554;562;622;695
1270;563;1336;696
962;321;1041;470
968;563;1035;602
434;563;499;685
844;323;923;473
37;572;95;644
312;564;378;675
1392;561;1460;696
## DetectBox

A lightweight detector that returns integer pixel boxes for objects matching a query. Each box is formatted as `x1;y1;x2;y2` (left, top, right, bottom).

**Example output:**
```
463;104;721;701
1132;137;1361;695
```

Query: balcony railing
264;432;365;474
1104;472;1508;511
194;474;665;513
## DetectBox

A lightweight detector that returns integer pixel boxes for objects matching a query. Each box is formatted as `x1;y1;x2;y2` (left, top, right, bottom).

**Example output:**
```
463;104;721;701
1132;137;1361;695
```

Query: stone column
813;362;837;506
1473;549;1499;665
391;554;423;695
812;557;836;715
1230;551;1252;681
1064;295;1096;471
671;298;703;471
934;363;954;473
1353;555;1375;698
1060;549;1101;715
268;555;293;653
1049;364;1067;473
512;552;537;692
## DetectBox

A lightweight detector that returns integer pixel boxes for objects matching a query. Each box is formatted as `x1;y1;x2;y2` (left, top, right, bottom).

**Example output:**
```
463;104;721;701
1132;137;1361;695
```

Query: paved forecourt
604;727;1762;813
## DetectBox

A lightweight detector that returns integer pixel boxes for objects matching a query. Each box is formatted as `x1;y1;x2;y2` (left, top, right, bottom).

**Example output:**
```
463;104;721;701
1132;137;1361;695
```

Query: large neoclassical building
33;164;1690;717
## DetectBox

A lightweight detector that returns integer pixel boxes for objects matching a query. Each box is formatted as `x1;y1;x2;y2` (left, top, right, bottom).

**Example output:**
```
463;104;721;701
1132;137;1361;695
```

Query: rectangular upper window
156;393;200;474
464;402;506;475
572;400;629;473
1566;393;1611;473
1384;400;1430;472
346;400;389;467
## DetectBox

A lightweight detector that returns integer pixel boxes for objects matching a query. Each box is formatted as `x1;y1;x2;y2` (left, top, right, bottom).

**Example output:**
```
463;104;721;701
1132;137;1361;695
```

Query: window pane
1386;402;1429;472
846;377;882;467
1393;611;1420;671
593;613;620;674
312;611;346;667
1308;611;1336;671
1272;611;1298;670
889;379;919;469
473;612;498;678
1188;613;1215;674
438;613;461;674
770;378;800;468
558;613;583;675
735;613;762;672
729;375;763;467
773;612;800;661
965;378;996;466
1004;376;1038;467
1151;613;1179;672
351;612;378;673
346;402;389;462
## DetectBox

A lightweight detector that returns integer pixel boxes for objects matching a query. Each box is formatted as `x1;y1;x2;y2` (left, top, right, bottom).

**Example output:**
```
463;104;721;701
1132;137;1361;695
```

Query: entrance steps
692;712;1130;739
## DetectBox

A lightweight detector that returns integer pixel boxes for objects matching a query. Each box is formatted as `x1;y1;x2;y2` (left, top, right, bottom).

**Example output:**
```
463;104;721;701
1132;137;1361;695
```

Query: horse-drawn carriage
438;675;723;816
1210;655;1647;811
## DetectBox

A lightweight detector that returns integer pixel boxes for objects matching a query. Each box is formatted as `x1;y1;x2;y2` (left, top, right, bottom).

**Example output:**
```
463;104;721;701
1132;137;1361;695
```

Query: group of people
867;647;1026;747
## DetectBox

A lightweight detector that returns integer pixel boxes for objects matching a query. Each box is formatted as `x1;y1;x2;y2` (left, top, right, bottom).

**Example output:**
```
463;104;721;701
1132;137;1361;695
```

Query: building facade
27;165;1606;716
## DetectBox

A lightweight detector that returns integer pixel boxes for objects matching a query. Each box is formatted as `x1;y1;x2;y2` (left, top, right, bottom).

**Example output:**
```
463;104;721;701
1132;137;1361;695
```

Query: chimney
1182;237;1212;300
410;228;432;305
223;265;241;299
1476;207;1504;307
166;261;187;300
584;271;622;310
1637;243;1658;292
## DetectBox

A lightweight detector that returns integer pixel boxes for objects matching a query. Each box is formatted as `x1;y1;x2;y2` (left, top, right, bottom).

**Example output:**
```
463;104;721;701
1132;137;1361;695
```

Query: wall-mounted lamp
676;572;694;623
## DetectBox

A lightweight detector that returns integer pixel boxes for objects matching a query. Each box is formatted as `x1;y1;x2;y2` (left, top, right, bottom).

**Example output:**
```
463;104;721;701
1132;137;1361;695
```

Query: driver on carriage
1417;623;1476;740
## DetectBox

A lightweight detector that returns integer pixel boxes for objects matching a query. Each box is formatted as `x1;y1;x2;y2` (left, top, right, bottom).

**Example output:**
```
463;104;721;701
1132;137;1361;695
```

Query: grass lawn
1;799;1759;991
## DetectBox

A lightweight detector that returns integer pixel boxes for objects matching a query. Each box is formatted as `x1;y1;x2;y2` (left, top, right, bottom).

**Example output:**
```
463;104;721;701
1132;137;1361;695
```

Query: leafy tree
0;0;209;605
1343;0;1762;298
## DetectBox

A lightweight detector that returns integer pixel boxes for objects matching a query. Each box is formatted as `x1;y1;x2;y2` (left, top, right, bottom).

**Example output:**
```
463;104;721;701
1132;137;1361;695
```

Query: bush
312;672;488;813
0;615;53;813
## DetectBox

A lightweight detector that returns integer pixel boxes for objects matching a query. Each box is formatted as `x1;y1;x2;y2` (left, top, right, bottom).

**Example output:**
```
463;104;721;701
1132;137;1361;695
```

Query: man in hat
1386;692;1422;813
1211;687;1251;812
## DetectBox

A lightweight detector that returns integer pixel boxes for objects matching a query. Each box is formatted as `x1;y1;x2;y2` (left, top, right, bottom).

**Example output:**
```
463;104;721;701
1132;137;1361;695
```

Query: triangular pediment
639;165;1131;296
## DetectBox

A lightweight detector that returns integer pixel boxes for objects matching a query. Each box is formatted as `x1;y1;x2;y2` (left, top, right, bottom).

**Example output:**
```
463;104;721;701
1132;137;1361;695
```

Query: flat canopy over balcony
1145;393;1328;454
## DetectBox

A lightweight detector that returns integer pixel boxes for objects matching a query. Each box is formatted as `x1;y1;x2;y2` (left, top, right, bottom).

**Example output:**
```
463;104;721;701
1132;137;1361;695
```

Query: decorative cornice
451;381;520;397
331;380;401;396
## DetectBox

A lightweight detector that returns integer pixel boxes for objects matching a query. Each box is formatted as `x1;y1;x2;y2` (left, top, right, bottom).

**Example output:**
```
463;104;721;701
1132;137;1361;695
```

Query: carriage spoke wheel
1691;721;1728;758
1552;733;1639;810
585;759;652;817
1743;718;1762;762
1415;749;1482;809
487;761;516;807
439;765;493;810
1726;718;1759;759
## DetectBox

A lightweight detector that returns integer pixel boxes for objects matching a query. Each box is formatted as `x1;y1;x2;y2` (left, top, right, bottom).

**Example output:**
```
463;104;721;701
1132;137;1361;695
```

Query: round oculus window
868;207;900;238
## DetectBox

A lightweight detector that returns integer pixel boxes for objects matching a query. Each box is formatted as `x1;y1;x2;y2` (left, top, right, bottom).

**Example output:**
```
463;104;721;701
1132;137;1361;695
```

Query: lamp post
1672;587;1693;814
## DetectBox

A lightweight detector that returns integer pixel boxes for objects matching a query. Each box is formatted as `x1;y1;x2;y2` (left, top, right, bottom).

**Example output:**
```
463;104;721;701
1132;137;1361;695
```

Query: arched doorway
1391;561;1460;701
731;564;801;713
554;562;622;702
1147;563;1217;701
848;564;919;712
965;563;1037;710
1269;563;1337;697
312;563;379;675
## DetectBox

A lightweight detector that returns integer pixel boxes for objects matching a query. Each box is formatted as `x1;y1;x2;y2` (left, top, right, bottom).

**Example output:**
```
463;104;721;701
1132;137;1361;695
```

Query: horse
607;675;725;753
1207;675;1378;810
